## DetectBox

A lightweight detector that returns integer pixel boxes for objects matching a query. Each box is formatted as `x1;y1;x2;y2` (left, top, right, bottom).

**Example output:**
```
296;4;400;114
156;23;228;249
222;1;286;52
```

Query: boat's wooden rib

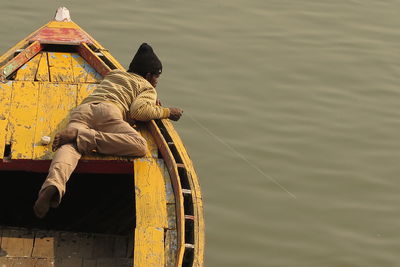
0;41;43;81
77;43;111;77
0;7;204;267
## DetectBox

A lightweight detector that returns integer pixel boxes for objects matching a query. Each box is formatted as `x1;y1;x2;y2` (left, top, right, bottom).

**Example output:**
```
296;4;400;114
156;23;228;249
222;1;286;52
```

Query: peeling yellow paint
36;52;49;82
7;82;40;159
48;52;74;83
71;53;100;83
0;82;13;159
134;227;164;267
33;83;77;159
71;53;89;83
15;53;42;81
136;123;158;158
77;83;96;105
134;158;168;228
46;21;80;29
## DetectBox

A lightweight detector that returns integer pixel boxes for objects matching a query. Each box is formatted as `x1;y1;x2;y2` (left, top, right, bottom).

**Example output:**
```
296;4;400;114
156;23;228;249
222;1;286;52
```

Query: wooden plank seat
0;227;133;267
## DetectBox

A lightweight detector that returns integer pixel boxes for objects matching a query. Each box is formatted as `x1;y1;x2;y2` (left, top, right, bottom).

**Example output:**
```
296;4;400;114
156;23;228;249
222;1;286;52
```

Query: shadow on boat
0;171;135;266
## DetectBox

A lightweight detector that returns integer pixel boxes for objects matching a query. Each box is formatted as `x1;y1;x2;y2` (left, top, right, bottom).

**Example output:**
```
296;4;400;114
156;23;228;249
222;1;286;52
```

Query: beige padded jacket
82;69;170;122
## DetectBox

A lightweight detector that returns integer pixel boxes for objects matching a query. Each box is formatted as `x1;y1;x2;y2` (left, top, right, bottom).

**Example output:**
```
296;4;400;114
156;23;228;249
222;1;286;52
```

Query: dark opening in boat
0;171;135;235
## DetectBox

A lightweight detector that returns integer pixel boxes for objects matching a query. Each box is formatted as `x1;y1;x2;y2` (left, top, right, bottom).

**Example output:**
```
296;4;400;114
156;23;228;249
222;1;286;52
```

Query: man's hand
169;107;183;121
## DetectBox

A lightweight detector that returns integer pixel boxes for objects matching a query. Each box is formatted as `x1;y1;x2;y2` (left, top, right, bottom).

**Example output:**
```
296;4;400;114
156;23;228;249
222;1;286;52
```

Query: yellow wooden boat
0;7;204;267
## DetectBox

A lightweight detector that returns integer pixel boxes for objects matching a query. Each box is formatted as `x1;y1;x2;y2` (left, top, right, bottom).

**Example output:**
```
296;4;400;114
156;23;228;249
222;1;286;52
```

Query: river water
1;1;400;266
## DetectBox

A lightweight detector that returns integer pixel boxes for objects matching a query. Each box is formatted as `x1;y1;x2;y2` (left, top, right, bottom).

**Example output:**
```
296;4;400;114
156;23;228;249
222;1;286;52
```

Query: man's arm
130;93;169;121
130;90;183;121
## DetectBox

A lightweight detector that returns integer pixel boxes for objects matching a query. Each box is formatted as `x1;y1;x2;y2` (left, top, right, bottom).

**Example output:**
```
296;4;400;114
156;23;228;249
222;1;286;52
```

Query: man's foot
33;185;58;219
52;128;78;151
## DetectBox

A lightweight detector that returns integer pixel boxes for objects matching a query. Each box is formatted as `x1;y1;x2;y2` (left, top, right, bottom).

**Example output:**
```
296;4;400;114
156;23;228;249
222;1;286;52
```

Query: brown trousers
40;102;147;206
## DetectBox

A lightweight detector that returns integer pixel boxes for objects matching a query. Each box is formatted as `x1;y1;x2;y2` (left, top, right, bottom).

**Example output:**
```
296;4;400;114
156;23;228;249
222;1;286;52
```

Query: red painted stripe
0;159;133;174
30;27;92;45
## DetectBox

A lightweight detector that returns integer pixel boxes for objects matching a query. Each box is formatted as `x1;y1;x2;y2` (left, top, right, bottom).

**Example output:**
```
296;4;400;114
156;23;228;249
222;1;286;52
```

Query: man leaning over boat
33;43;183;219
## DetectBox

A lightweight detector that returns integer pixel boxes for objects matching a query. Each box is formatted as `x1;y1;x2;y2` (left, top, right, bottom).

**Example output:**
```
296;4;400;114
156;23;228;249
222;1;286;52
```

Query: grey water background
1;1;400;266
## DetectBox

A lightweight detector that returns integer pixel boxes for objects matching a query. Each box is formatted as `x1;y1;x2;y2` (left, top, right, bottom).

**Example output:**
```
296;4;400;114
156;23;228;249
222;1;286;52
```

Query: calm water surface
1;1;400;266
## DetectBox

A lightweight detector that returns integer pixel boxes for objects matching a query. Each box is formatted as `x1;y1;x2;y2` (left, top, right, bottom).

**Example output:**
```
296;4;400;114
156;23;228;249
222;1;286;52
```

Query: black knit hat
128;43;162;77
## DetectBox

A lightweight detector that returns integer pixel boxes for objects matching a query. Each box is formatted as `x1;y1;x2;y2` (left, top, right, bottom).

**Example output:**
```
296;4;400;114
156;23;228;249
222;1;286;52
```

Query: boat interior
0;171;135;266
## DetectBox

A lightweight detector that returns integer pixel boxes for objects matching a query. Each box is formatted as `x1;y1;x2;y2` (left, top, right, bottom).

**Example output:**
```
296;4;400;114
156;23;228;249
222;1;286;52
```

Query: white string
186;113;297;199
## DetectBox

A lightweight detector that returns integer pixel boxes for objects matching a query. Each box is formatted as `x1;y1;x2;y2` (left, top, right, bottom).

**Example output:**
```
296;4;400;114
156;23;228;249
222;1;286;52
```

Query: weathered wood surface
165;230;178;267
166;203;177;230
77;83;97;105
36;52;50;82
92;235;114;258
14;53;42;81
134;158;168;228
33;258;55;267
31;27;92;45
0;228;132;266
125;231;134;259
55;257;83;267
0;257;49;267
55;232;82;258
76;234;95;259
0;53;137;162
0;41;43;81
48;52;75;82
81;259;97;267
7;82;40;159
136;123;158;158
134;227;164;267
31;231;55;258
113;236;128;258
34;83;77;159
0;229;34;257
77;43;110;78
72;54;100;83
0;82;13;159
163;161;175;204
47;21;80;29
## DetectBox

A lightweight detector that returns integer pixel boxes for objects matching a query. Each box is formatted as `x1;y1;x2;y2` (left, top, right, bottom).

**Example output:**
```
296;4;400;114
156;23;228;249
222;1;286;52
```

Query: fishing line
185;113;297;199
